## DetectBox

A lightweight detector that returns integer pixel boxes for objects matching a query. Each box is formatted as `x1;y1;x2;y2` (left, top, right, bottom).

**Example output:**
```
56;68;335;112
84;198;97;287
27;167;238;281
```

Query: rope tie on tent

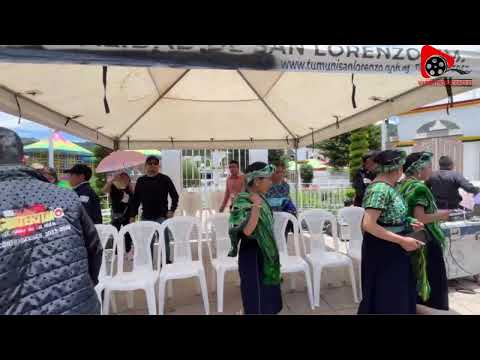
286;136;289;146
95;126;103;140
351;74;357;109
102;66;110;114
309;128;315;148
65;115;81;127
445;77;453;115
333;115;340;129
170;137;174;147
14;94;22;124
127;136;130;149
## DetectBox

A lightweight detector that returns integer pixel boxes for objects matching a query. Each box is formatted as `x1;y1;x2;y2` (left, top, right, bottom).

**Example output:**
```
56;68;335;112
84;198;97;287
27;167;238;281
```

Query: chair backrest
298;209;339;255
95;224;119;278
118;221;163;274
207;213;231;260
159;216;203;267
338;207;364;255
273;212;301;257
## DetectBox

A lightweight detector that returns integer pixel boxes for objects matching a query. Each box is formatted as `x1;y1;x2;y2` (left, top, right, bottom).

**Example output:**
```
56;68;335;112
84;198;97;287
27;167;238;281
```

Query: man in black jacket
0;127;102;315
426;156;480;210
352;150;379;207
130;156;179;263
66;164;103;224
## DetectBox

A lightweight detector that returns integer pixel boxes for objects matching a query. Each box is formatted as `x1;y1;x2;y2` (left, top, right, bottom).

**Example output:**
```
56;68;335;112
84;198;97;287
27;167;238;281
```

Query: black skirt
418;233;449;311
358;231;417;315
238;238;283;315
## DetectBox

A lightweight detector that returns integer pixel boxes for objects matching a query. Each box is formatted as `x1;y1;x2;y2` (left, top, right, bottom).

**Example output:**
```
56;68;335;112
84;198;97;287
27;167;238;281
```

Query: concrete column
161;150;182;193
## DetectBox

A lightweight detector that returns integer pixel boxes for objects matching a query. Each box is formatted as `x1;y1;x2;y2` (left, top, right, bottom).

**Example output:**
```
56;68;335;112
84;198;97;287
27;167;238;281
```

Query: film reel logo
421;45;470;78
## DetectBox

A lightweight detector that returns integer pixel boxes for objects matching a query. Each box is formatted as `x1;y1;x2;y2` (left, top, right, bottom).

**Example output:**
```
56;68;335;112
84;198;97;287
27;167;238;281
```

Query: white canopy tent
0;45;478;150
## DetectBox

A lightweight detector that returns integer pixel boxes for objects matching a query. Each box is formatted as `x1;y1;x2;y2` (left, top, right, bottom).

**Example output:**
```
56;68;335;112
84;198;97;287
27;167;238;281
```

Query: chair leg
145;286;157;315
158;278;167;315
303;267;315;310
348;262;359;304
103;288;111;315
199;270;210;315
216;269;225;313
313;266;323;307
127;291;134;309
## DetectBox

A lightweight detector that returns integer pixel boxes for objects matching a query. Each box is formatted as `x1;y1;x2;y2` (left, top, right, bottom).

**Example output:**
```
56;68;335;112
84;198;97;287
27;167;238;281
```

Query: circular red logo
54;208;64;218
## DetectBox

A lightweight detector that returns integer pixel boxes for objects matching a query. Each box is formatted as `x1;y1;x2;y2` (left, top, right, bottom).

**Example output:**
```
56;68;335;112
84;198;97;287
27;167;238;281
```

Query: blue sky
0;112;87;142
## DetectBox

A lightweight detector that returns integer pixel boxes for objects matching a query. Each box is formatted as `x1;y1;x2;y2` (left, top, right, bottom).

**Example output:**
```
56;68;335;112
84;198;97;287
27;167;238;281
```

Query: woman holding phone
398;152;450;310
359;150;425;315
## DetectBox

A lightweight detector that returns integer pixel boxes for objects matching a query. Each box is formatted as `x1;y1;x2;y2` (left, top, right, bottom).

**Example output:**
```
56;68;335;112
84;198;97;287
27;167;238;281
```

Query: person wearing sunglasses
398;152;450;311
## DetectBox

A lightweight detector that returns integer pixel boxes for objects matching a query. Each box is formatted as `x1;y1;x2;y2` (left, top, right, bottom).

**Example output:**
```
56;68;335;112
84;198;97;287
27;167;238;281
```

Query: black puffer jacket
0;165;102;315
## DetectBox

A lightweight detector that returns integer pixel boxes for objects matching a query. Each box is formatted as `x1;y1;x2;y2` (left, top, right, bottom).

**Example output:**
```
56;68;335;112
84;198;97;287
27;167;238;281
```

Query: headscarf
245;164;276;184
404;152;433;177
375;150;407;174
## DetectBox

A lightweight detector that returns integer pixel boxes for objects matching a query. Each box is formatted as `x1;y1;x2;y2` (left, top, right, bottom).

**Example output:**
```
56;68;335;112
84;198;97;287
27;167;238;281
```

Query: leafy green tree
316;133;351;169
367;124;381;151
300;163;314;184
349;128;370;181
92;145;112;195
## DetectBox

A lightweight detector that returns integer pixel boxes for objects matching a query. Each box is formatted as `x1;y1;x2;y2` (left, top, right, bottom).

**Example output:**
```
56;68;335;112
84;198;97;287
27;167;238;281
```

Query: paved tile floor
106;235;480;316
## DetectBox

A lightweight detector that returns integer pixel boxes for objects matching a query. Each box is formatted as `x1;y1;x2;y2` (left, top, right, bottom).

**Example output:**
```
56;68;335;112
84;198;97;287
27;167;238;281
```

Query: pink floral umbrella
96;150;146;174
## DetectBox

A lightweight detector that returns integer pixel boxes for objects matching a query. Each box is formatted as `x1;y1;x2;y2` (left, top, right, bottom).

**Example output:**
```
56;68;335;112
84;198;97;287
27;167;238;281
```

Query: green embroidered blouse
363;182;409;226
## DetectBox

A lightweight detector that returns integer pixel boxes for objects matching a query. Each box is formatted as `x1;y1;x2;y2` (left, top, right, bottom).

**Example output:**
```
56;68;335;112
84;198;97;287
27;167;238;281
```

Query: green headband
405;152;433;176
377;151;407;174
246;164;275;184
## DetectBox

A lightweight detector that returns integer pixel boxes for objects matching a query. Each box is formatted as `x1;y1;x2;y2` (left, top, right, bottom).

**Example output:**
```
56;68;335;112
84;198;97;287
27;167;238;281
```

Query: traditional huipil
397;152;449;310
228;165;282;314
358;151;418;314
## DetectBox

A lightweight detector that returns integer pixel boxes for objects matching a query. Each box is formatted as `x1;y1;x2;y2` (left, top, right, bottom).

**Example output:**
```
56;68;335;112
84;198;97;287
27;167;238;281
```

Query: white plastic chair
157;216;210;315
273;212;314;310
298;209;359;307
102;222;162;315
207;214;238;313
94;224;119;314
337;207;364;300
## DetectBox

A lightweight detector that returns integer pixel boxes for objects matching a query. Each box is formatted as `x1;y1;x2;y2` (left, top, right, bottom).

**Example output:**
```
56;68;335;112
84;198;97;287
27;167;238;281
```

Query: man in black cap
130;155;179;263
65;164;103;224
0;127;102;315
352;150;380;207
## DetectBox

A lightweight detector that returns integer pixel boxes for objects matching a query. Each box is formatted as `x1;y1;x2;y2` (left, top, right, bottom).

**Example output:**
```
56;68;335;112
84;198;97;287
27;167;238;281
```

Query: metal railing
289;183;351;213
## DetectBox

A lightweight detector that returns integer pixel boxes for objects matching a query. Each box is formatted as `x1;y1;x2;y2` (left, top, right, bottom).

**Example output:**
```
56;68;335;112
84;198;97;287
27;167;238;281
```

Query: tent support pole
294;141;300;210
48;129;55;168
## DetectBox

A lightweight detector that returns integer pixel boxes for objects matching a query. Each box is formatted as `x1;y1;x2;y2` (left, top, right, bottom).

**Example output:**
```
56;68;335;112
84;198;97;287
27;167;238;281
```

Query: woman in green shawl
398;152;450;310
228;162;282;314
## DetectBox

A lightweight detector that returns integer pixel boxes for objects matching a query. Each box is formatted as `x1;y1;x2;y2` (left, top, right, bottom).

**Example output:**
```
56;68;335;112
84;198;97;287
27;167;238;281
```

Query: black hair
229;160;239;166
0;127;24;165
403;152;424;173
373;149;404;167
246;161;268;187
439;155;453;170
362;150;380;163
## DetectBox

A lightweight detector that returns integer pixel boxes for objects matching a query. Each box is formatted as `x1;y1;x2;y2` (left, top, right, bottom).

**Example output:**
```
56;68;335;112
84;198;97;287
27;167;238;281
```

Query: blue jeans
142;216;172;264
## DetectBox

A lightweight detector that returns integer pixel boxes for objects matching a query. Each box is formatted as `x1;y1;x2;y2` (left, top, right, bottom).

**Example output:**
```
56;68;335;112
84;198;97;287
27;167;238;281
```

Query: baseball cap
65;164;93;181
145;155;160;164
